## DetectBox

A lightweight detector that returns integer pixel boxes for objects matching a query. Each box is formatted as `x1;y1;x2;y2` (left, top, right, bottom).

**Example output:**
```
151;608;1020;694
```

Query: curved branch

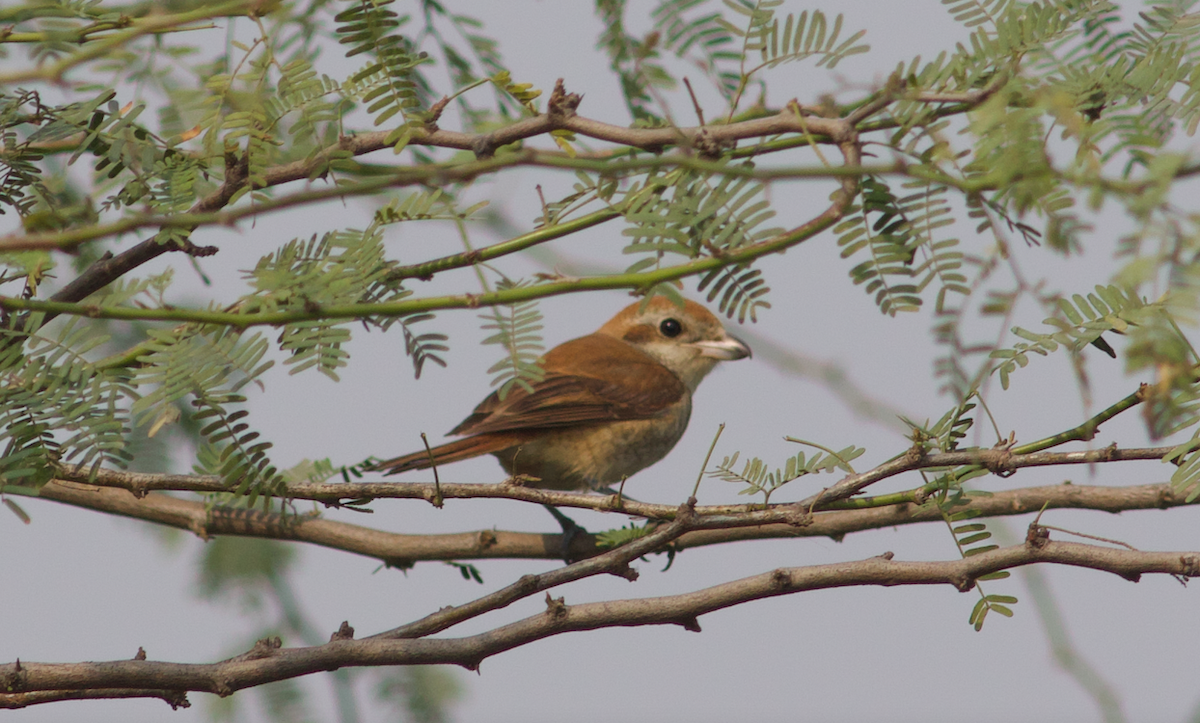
53;442;1176;511
0;191;850;326
23;478;1194;564
3;539;1197;706
11;78;864;326
0;0;260;83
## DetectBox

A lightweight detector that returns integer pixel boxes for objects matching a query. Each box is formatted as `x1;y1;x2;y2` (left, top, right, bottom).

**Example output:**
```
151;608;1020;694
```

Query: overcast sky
7;2;1200;722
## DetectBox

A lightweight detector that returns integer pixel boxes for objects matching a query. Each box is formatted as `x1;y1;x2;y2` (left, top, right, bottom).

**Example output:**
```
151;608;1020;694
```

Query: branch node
679;617;702;632
1135;382;1151;402
502;474;533;488
691;127;732;159
1180;554;1200;578
471;133;498;160
952;575;975;593
1026;522;1050;549
770;568;791;590
330;621;355;641
985;442;1016;478
544;593;567;618
610;562;639;582
426;95;450;128
2;660;28;693
133;647;147;661
228;636;282;663
477;529;498;550
382;557;415;571
183;242;218;258
547;78;582;121
675;497;698;526
784;506;813;527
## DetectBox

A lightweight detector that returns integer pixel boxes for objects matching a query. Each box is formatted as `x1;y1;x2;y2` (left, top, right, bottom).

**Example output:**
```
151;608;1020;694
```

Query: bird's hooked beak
690;335;752;361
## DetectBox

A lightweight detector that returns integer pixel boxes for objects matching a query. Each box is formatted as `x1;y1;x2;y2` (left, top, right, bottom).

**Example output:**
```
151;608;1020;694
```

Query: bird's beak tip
692;336;752;361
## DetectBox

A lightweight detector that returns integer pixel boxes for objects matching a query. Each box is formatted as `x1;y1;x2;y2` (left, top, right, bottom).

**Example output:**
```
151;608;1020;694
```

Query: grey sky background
6;2;1200;722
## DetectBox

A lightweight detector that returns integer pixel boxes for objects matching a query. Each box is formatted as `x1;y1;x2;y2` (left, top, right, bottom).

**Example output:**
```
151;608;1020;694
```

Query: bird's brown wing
449;334;687;436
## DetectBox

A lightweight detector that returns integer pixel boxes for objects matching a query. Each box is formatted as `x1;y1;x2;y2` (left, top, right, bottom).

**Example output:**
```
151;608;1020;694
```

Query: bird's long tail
366;434;524;475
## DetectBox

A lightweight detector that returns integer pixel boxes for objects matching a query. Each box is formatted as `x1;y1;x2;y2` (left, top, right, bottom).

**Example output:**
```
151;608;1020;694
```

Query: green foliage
0;320;133;487
480;279;545;398
729;1;868;71
126;325;283;504
945;507;1018;631
247;230;385;381
989;284;1150;390
910;391;1017;630
0;90;51;218
834;176;923;316
696;264;770;322
267;57;347;158
445;560;484;583
904;397;978;454
621;163;781;318
1165;436;1200;503
707;443;865;505
596;520;657;549
594;0;672;122
654;0;742;98
335;0;428;131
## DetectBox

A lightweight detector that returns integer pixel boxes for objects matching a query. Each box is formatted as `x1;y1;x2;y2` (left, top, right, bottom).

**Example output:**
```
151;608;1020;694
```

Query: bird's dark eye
659;318;682;338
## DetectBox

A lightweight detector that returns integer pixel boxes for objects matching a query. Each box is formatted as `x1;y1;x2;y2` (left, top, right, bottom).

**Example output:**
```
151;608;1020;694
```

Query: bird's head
597;296;752;391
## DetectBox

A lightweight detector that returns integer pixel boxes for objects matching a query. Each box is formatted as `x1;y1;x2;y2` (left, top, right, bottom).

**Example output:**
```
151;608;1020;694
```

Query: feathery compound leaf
130;327;275;492
335;0;429;131
929;464;1017;630
0;323;134;485
1165;437;1200;503
696;264;770;322
653;0;742;98
941;0;1015;30
903;398;977;453
989;285;1148;389
622;164;782;275
754;9;868;70
835;176;922;316
130;326;274;427
394;312;449;380
481;279;545;399
595;0;673;122
707;443;864;505
247;226;412;380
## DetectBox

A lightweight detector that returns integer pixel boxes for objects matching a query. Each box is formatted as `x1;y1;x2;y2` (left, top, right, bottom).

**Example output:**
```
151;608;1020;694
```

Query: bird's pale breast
491;396;692;490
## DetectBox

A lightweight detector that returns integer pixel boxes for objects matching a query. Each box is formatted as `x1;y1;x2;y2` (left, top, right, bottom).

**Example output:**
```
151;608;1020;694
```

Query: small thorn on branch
544;593;567;617
330;621;355;641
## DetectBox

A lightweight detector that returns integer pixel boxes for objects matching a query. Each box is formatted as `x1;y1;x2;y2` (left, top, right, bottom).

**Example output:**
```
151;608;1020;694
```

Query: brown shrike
371;297;751;490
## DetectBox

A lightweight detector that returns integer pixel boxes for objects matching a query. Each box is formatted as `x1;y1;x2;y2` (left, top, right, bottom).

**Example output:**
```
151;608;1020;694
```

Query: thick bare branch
4;538;1196;707
24;478;1193;564
53;442;1175;513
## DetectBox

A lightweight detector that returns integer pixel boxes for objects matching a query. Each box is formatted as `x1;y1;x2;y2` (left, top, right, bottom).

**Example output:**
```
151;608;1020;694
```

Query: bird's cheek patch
622;325;657;344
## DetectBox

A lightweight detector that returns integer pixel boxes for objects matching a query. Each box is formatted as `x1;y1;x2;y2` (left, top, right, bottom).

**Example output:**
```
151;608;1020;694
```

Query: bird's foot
543;503;588;563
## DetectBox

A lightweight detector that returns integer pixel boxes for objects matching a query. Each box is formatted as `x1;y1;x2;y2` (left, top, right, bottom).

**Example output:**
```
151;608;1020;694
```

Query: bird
369;296;751;492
